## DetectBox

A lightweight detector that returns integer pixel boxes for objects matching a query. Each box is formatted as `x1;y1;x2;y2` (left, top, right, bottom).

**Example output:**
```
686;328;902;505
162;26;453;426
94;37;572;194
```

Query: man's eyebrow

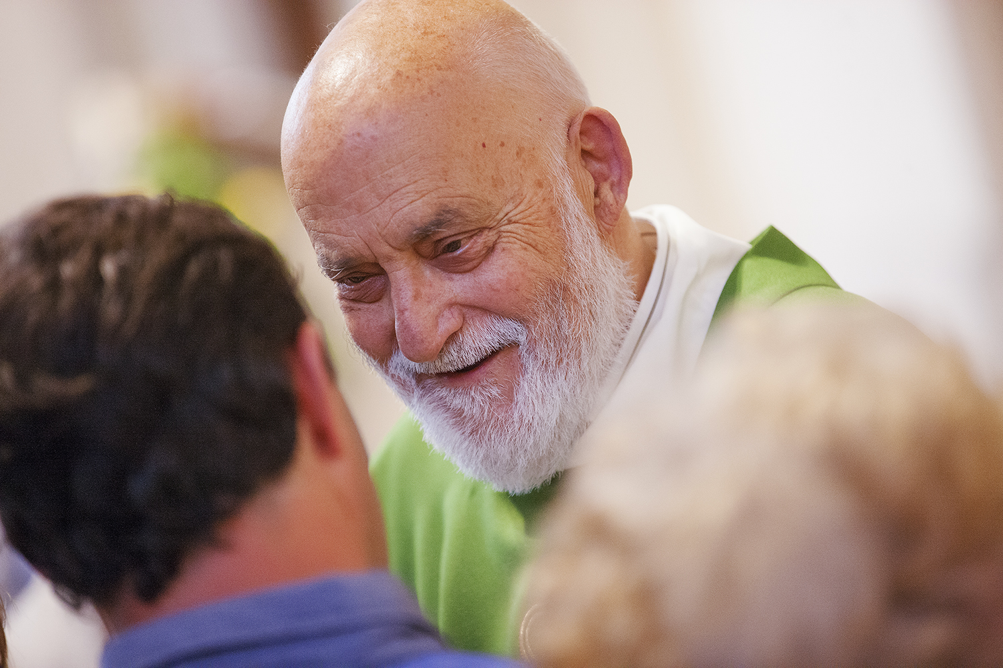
318;253;360;280
408;207;472;244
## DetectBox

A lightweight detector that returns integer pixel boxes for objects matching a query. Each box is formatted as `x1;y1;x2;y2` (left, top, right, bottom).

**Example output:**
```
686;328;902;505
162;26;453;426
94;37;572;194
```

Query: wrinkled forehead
287;74;556;227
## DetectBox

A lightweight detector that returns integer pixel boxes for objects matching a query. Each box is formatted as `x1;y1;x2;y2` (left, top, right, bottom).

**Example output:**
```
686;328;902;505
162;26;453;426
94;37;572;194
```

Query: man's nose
391;271;462;364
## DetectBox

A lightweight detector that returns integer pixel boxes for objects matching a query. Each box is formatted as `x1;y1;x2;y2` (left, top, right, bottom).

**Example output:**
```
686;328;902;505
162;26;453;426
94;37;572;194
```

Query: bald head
281;0;590;189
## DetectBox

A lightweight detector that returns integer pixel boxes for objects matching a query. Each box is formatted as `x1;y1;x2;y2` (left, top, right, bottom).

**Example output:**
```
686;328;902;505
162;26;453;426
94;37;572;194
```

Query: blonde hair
525;305;1003;667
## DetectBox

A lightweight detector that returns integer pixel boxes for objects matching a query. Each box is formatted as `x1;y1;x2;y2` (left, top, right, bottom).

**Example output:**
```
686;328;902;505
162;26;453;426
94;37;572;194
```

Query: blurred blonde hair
524;305;1003;667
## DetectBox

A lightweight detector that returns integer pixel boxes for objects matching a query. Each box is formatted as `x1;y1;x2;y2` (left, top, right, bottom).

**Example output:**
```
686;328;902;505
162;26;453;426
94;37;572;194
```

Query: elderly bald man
282;0;870;655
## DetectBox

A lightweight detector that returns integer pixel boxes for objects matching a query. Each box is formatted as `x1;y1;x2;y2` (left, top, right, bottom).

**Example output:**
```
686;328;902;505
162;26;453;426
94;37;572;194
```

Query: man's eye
334;273;387;304
334;273;371;286
441;239;462;254
429;230;491;274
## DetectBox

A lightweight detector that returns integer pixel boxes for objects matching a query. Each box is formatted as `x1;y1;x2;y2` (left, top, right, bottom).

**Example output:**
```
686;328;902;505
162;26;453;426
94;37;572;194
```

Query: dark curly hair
0;194;308;609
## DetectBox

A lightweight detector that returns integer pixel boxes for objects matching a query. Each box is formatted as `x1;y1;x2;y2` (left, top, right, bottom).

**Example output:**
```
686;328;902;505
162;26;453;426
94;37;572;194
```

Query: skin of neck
617;210;658;302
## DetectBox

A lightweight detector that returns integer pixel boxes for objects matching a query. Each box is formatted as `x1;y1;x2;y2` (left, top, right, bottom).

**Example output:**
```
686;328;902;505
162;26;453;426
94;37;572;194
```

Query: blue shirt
101;570;525;667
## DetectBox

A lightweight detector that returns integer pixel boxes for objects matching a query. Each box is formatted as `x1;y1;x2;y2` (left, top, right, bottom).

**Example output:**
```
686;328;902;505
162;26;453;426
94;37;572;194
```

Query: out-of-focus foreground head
0;195;315;612
525;306;1003;667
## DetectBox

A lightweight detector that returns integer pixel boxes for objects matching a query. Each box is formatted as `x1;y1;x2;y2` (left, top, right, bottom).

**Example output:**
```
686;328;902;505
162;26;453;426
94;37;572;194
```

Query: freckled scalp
282;0;591;174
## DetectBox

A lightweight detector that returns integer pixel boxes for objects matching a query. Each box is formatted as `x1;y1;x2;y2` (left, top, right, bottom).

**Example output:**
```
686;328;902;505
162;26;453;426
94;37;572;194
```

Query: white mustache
386;317;527;377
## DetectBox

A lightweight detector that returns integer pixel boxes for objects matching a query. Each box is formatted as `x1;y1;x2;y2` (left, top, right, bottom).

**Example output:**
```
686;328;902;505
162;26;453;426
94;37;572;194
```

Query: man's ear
570;106;633;234
290;321;340;459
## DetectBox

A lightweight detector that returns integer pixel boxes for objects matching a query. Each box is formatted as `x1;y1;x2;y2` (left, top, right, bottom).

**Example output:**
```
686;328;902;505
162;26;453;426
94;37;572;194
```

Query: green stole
370;226;857;655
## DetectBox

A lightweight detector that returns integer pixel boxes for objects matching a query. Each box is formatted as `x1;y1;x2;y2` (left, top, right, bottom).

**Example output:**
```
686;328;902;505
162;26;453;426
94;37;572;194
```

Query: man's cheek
343;311;395;363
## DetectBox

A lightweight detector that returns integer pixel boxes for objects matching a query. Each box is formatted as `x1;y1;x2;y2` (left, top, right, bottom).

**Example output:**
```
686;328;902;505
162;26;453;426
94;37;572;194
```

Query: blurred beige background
0;0;1001;665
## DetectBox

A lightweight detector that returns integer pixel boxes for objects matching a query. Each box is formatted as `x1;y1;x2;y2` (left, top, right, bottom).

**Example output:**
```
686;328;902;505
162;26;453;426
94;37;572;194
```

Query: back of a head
525;306;1003;667
0;195;308;610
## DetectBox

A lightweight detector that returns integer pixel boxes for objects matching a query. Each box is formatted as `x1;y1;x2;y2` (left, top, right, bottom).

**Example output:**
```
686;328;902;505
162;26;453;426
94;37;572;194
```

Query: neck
101;451;380;634
618;210;657;301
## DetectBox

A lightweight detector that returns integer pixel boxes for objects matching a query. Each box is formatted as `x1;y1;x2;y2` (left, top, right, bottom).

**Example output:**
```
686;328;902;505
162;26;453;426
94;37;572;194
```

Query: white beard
364;171;637;493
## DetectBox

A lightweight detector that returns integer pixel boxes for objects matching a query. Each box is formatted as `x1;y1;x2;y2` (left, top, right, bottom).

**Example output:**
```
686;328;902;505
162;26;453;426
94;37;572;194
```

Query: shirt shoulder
712;226;875;323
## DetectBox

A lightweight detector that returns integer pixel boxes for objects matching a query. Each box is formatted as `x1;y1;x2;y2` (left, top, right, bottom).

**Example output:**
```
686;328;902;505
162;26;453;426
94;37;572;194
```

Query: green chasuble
370;226;865;656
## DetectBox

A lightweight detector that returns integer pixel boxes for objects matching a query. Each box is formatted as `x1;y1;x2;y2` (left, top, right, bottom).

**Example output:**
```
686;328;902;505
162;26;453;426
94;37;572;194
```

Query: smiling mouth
449;353;496;375
442;348;503;377
414;346;510;385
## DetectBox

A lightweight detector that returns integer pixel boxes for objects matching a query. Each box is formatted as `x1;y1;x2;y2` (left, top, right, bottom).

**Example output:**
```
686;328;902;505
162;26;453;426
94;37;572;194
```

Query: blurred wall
506;0;1003;385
